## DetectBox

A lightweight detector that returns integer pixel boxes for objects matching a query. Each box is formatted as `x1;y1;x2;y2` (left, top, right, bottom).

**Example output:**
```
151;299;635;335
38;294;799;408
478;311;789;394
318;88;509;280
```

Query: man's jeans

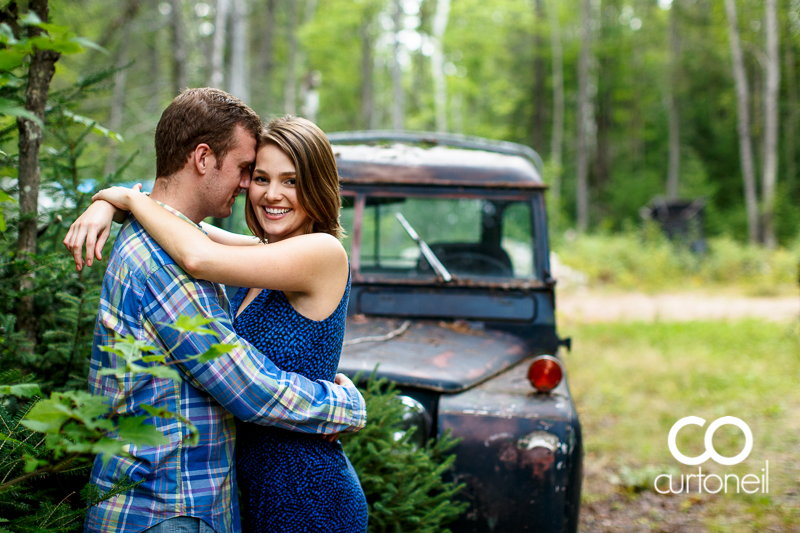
144;517;216;533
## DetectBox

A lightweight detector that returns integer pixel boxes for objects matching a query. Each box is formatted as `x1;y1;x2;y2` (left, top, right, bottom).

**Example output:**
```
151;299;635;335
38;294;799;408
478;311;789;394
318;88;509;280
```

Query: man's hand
322;373;358;443
63;184;141;271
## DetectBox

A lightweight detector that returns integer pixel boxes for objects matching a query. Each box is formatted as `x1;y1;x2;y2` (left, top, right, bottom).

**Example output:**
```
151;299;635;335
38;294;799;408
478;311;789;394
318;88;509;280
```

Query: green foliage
341;374;467;533
554;226;800;292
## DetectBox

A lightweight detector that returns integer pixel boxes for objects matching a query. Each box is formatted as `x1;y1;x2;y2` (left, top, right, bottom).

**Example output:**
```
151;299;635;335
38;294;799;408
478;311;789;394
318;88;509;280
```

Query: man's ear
192;143;215;175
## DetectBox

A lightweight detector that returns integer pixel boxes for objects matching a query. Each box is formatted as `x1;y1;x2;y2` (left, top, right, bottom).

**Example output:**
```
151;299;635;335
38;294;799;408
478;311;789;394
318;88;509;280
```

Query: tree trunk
724;0;759;244
229;0;250;103
104;22;132;178
209;0;229;88
258;0;276;111
548;0;564;213
81;0;140;72
431;0;450;132
360;8;374;129
16;0;60;353
532;0;546;154
575;0;591;232
666;1;681;200
784;21;797;190
296;0;318;120
169;0;187;95
761;0;780;248
391;0;404;130
593;57;612;197
284;0;298;114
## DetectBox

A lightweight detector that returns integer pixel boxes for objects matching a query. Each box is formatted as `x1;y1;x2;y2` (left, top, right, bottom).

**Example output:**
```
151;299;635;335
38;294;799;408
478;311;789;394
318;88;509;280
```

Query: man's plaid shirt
84;204;366;533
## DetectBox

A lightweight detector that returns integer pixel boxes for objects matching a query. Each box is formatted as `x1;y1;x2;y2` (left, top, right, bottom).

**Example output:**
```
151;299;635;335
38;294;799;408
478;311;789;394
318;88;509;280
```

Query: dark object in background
641;197;706;254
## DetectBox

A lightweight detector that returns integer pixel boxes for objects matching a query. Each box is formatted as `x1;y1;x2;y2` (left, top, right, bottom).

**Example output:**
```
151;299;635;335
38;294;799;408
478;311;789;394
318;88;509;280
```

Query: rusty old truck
330;131;582;532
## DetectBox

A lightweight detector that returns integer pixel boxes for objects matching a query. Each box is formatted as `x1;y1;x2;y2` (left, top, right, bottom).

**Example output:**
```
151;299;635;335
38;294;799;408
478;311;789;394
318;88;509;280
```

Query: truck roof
328;131;546;189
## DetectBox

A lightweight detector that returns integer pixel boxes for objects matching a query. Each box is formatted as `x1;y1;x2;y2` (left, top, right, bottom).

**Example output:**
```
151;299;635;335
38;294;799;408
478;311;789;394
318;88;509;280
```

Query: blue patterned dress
231;274;368;533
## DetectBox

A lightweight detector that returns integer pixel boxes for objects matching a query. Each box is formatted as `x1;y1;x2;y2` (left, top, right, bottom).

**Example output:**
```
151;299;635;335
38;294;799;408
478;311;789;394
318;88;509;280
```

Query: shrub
341;374;467;533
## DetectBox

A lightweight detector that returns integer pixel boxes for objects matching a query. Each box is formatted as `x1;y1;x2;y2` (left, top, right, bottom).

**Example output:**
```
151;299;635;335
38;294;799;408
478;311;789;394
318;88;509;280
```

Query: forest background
1;0;800;531
39;0;800;246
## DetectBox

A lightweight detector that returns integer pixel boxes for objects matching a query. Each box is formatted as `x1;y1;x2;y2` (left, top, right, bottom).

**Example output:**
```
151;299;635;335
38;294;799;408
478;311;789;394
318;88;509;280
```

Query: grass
553;229;800;295
564;319;800;530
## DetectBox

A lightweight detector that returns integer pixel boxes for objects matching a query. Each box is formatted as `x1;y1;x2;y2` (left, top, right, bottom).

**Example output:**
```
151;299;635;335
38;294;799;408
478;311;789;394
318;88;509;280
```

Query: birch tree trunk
666;1;681;200
229;0;250;103
360;6;374;129
784;23;797;189
297;0;319;120
532;0;546;153
16;0;60;352
548;0;564;213
761;0;780;248
391;0;404;130
575;0;591;232
284;0;298;114
169;0;187;95
724;0;759;243
431;0;450;132
258;0;276;110
209;0;229;88
104;21;132;177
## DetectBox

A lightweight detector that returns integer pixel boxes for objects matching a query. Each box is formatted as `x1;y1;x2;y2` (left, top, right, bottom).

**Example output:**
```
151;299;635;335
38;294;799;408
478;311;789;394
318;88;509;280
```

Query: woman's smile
249;143;310;242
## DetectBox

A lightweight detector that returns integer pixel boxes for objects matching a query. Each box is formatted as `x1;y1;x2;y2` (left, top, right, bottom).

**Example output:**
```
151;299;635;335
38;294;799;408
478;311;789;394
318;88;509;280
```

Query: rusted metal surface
338;317;534;393
332;143;546;189
442;415;580;532
330;131;581;532
350;275;551;291
438;355;572;420
439;357;582;533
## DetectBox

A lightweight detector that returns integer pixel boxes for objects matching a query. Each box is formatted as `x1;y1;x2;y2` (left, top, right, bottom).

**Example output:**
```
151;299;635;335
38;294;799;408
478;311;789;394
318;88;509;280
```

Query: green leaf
0;23;19;45
140;354;166;364
62;110;123;141
100;334;158;364
162;315;218;336
71;37;107;54
0;104;43;127
129;363;180;381
28;36;81;54
23;454;44;473
118;416;168;447
19;12;42;26
92;437;126;462
0;383;41;398
0;432;23;445
0;190;14;202
21;399;70;433
193;343;237;364
0;49;26;71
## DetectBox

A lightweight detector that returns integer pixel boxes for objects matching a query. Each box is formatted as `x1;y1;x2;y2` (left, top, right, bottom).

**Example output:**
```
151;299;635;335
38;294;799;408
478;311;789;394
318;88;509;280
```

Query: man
64;88;366;533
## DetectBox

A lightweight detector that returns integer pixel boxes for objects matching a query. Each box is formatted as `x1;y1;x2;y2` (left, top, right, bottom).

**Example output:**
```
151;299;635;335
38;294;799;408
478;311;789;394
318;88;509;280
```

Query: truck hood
338;317;531;393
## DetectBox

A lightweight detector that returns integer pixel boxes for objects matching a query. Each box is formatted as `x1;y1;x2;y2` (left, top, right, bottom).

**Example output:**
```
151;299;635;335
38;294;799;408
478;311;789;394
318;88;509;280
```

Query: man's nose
239;172;251;189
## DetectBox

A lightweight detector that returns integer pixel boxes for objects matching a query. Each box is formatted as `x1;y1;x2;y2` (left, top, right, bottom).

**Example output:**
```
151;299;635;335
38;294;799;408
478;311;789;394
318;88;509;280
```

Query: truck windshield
341;195;536;281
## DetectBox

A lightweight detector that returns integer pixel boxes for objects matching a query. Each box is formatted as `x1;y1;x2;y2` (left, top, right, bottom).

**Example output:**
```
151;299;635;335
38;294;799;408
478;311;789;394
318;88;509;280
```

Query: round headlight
393;395;431;449
527;355;564;393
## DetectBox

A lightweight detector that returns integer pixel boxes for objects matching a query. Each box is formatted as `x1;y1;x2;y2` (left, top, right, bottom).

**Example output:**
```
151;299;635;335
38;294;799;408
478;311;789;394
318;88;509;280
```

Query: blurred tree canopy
8;0;800;244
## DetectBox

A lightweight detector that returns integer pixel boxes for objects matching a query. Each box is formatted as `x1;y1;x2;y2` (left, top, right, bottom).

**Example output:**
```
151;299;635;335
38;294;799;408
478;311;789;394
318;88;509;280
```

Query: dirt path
556;290;800;323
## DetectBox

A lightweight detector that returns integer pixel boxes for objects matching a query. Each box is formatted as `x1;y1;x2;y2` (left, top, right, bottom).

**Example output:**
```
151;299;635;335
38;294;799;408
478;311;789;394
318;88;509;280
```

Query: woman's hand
92;184;145;211
63;184;142;271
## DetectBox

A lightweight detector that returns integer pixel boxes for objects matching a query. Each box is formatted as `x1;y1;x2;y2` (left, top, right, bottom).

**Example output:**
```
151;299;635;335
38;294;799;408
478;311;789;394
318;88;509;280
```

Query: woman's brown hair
245;116;344;241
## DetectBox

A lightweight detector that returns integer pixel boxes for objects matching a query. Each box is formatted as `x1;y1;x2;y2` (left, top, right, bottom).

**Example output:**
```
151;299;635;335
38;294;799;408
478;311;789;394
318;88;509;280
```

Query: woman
76;116;368;532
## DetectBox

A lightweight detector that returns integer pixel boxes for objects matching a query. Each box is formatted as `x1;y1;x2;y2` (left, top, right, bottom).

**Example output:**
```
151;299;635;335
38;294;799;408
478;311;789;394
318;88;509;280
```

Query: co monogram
668;416;753;466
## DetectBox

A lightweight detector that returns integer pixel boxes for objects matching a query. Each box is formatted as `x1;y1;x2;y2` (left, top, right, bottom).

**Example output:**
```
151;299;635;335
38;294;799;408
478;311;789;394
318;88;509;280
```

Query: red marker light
527;355;563;393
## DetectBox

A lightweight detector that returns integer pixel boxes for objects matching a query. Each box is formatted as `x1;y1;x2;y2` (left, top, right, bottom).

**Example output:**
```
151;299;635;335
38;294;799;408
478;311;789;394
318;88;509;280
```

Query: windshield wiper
395;212;453;282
